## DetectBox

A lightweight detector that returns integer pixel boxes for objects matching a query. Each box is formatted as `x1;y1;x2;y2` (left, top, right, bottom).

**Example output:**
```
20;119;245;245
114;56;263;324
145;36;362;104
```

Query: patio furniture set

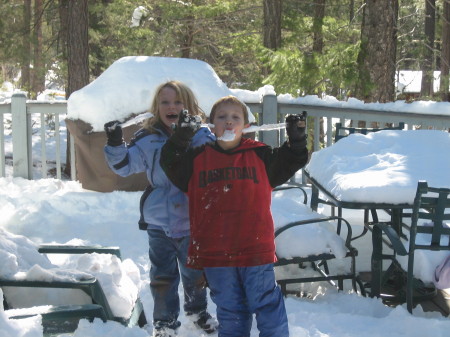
2;121;450;336
274;122;450;314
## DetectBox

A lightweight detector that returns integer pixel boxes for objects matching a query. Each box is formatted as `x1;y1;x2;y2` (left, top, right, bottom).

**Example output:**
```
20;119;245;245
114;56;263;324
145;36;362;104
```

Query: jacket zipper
150;148;158;184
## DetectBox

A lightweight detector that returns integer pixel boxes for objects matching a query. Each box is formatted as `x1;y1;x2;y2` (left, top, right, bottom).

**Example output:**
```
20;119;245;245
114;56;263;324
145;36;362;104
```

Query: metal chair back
334;122;405;143
372;181;450;313
404;181;450;311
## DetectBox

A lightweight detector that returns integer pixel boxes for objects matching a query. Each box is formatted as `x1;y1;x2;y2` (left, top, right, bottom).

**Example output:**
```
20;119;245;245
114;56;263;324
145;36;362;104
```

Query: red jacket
161;137;308;268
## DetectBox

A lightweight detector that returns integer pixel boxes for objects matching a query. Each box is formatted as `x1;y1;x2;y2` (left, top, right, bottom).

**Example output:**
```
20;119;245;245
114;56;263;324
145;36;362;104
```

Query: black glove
171;109;201;147
104;120;124;147
286;111;307;152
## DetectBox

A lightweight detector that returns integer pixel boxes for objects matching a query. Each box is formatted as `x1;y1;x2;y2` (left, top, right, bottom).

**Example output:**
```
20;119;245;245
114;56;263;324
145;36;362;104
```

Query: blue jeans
204;264;289;337
148;229;207;330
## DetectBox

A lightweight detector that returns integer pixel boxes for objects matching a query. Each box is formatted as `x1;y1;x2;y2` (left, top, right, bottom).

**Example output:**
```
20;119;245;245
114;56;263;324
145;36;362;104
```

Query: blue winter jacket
104;123;215;238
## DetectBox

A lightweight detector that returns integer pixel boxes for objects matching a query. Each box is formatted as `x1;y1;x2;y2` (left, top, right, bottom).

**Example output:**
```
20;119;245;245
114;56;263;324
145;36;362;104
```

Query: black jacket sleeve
256;142;309;188
160;136;196;193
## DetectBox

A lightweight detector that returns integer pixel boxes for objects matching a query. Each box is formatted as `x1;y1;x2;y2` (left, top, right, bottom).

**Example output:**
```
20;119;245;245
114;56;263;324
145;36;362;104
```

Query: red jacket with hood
161;136;308;269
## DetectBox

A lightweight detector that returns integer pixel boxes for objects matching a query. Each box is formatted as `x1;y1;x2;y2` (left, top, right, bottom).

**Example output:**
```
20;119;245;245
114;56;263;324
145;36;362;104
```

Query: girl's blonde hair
209;95;249;125
143;81;205;131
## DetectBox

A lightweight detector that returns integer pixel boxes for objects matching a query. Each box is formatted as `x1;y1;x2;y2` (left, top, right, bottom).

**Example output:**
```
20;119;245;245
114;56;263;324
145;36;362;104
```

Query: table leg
310;184;319;212
391;209;403;235
370;225;383;297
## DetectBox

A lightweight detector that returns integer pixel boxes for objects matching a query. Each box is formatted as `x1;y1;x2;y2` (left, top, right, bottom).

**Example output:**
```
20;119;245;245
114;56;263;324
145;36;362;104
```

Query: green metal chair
1;245;146;335
334;122;405;143
38;244;122;259
4;302;108;336
2;275;110;334
371;181;450;313
273;184;365;296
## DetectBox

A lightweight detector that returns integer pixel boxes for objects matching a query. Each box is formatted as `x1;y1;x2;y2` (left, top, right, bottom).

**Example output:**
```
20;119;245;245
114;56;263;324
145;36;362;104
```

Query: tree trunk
313;0;325;146
21;0;32;93
440;0;450;101
66;0;90;178
89;0;110;77
421;0;435;98
313;0;325;54
263;0;282;50
59;0;69;65
263;0;282;76
181;20;194;59
32;0;45;99
349;0;355;23
67;0;89;96
357;0;399;103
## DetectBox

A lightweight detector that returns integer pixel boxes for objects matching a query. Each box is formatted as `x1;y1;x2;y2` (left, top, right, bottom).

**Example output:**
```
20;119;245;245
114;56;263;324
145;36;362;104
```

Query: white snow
2;56;450;336
306;129;450;204
216;129;236;141
1;178;450;337
66;56;256;131
396;70;440;94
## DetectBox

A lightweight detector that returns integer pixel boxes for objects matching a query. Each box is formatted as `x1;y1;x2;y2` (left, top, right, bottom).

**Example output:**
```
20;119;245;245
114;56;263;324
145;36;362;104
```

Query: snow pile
0;228;140;319
2;178;450;336
67;56;255;131
306;130;450;204
0;291;43;337
271;188;347;259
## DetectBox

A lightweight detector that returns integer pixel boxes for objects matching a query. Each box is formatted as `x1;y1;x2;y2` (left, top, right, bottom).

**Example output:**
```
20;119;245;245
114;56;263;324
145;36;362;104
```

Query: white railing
1;93;75;180
247;95;450;151
1;93;450;181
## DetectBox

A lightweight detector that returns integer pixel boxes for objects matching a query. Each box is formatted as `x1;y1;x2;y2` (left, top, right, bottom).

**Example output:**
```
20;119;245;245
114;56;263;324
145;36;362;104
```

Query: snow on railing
1;93;450;181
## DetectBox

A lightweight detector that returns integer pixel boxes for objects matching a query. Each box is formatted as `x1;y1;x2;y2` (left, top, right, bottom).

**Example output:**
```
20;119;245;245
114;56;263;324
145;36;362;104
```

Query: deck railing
2;92;450;181
1;93;75;180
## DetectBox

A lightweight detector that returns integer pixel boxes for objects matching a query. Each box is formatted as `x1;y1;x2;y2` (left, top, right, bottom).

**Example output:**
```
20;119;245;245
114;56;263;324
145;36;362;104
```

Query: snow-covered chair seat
0;229;146;334
271;184;365;296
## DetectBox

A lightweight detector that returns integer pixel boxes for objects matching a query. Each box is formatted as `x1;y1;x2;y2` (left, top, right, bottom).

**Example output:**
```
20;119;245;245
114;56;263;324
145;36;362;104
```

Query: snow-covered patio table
304;129;450;298
305;129;450;207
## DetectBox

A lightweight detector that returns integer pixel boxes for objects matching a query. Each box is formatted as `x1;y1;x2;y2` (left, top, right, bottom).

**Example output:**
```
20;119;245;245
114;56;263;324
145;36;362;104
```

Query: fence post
260;94;279;147
11;93;32;179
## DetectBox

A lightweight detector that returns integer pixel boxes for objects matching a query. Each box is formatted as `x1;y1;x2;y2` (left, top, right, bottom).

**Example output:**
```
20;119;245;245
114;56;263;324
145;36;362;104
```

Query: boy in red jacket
161;96;308;337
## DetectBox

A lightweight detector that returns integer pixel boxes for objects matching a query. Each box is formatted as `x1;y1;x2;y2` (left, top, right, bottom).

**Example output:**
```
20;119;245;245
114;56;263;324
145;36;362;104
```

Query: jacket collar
151;121;172;138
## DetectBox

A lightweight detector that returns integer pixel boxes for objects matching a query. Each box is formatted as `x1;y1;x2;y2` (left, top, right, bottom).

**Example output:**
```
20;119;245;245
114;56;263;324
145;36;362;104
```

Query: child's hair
210;95;249;125
143;81;205;131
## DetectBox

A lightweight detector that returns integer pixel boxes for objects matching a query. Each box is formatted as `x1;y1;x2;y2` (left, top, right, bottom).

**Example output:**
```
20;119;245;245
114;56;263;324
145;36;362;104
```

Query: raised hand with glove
104;120;124;147
171;109;202;147
285;111;307;152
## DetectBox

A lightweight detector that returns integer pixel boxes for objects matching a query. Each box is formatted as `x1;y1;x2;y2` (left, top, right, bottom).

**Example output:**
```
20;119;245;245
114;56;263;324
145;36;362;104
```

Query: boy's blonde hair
209;96;249;125
143;81;205;131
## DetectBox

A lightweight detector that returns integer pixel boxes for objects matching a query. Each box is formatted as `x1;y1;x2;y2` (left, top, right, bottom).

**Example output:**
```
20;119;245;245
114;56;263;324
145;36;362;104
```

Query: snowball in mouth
218;129;236;141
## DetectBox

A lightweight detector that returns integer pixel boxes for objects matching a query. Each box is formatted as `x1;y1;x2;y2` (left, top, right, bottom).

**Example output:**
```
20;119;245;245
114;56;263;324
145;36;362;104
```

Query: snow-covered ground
1;56;450;336
1;178;450;337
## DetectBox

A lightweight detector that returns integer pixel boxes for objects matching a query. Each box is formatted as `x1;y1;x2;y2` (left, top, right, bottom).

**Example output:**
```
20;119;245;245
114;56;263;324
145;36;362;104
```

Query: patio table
303;129;450;299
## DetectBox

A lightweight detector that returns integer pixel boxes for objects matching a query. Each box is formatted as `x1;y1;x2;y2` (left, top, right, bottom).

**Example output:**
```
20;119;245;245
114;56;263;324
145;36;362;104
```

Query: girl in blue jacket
103;81;216;337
